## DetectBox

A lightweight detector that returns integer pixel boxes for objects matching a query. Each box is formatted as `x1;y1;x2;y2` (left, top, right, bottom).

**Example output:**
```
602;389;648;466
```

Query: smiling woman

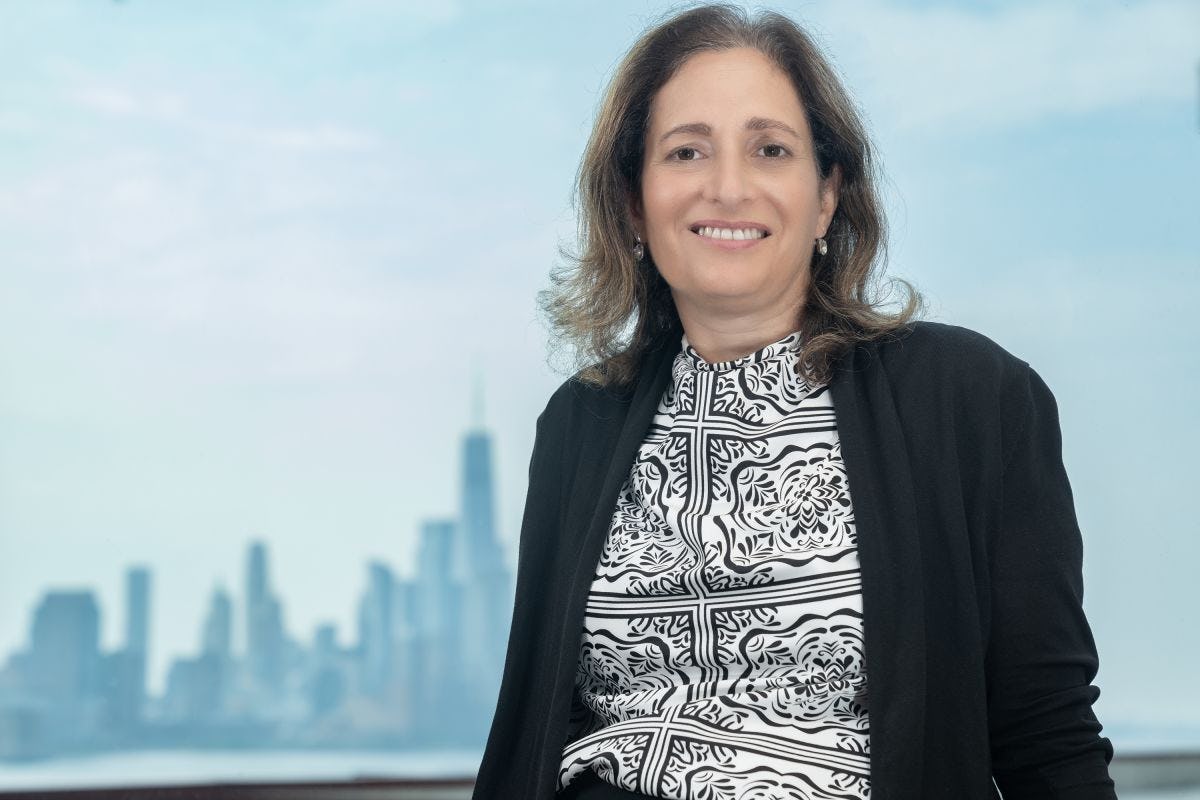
633;47;840;363
542;4;918;392
2;0;1197;797
474;4;1116;799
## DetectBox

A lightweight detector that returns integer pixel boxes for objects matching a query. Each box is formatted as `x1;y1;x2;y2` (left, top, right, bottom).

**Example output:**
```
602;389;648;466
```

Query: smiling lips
689;220;771;249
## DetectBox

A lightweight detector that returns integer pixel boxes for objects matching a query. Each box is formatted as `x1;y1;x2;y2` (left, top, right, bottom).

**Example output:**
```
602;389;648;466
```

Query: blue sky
1;0;1198;740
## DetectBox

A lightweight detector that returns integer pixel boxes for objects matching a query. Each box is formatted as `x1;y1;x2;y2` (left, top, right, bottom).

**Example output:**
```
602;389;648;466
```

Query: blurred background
0;0;1197;795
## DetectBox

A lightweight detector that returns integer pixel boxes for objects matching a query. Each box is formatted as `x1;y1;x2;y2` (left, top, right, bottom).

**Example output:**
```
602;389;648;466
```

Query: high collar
678;329;804;374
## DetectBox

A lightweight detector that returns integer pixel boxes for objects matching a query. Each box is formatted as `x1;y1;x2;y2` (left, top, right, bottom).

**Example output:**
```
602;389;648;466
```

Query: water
0;749;481;791
2;747;1199;796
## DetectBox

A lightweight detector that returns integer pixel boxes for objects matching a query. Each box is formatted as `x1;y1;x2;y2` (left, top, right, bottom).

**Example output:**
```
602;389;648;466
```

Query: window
1;2;1196;796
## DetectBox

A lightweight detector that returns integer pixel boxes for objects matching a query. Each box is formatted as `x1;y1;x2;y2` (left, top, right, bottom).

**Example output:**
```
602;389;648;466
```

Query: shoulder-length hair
543;3;921;388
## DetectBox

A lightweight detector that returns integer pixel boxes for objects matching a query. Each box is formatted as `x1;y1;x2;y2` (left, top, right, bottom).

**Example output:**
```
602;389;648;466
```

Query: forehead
648;47;808;133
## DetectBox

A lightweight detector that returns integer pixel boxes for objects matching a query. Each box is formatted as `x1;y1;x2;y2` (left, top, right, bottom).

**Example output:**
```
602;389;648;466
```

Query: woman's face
635;47;838;323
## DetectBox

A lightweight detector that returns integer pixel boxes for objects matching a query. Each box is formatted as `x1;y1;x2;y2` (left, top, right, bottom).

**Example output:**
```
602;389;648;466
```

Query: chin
673;280;773;312
698;270;775;299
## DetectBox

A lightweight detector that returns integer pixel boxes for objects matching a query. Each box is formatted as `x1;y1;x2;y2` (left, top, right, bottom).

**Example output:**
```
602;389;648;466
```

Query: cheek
640;174;690;232
641;191;673;233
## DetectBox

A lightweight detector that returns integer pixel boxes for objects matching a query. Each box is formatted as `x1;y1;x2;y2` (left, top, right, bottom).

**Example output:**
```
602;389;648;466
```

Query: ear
628;190;645;237
817;164;842;238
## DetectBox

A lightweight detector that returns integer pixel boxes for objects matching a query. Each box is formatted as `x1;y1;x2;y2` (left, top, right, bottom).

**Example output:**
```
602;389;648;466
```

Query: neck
675;298;804;364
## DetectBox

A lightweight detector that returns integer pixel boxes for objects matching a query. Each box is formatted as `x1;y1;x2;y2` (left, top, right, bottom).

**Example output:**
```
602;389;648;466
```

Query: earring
633;234;645;262
815;237;828;256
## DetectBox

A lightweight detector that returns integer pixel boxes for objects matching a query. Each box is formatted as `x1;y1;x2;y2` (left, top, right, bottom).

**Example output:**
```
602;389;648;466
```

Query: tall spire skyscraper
460;433;503;569
456;374;512;719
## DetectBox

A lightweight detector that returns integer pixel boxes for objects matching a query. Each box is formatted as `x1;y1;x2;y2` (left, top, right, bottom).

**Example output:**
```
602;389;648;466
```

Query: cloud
816;0;1200;134
293;0;465;42
0;109;40;135
73;86;140;116
249;124;381;152
66;81;381;153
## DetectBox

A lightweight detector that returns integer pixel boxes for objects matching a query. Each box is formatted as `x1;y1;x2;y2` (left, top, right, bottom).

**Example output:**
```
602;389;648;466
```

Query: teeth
697;226;765;240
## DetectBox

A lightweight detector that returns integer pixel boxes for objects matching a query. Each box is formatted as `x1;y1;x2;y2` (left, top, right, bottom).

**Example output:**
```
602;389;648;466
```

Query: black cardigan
473;322;1115;799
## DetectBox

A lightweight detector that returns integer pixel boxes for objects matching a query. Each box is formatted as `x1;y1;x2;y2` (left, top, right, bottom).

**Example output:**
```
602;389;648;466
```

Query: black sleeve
472;403;565;799
987;365;1116;798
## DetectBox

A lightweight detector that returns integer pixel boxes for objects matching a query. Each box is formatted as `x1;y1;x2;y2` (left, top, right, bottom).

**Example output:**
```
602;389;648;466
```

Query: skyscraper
417;519;460;650
415;518;465;735
202;585;232;661
357;561;394;698
92;566;152;730
28;592;101;713
246;542;267;644
456;412;513;720
309;623;345;718
124;566;150;707
459;430;504;572
162;652;223;723
245;541;284;689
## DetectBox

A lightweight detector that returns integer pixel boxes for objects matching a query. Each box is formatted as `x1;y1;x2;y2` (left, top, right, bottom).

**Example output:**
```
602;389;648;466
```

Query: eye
668;146;701;161
758;143;791;158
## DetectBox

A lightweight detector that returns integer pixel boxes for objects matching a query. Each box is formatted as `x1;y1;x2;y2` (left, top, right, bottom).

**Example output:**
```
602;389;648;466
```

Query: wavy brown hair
543;3;921;388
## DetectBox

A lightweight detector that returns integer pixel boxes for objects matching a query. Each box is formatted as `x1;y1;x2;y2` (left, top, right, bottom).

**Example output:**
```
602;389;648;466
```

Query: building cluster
0;426;513;761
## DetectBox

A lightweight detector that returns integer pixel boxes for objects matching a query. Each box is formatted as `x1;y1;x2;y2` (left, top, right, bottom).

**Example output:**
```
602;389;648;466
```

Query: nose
703;152;751;207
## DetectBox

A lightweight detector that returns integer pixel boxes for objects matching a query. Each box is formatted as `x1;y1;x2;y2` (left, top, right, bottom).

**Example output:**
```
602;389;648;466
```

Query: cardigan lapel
830;347;927;799
564;335;679;611
539;334;681;794
564;333;682;611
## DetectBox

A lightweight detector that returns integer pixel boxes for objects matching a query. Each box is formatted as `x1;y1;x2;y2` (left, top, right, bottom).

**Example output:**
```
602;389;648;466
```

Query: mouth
689;222;771;241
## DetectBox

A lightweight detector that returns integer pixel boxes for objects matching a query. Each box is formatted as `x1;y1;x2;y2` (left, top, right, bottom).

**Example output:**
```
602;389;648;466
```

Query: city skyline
1;0;1197;746
0;421;513;759
3;412;512;696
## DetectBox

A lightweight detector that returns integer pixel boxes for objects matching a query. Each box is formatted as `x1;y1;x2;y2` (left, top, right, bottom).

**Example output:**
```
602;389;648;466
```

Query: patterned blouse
557;330;872;800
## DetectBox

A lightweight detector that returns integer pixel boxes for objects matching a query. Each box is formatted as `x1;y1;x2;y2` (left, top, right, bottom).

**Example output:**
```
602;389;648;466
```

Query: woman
473;5;1115;799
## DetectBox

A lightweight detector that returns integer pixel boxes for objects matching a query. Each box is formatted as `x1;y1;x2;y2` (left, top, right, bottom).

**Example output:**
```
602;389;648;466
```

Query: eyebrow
658;116;802;144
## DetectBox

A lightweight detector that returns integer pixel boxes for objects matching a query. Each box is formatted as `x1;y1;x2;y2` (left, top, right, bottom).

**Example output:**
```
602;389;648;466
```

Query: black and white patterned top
558;330;871;799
